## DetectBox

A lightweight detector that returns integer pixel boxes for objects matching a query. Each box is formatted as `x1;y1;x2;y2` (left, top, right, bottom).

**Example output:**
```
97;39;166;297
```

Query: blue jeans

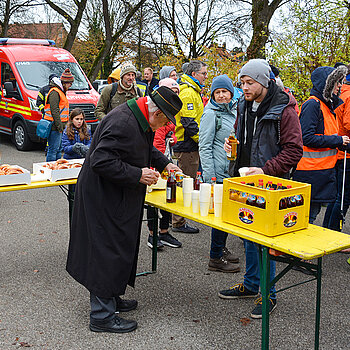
323;159;350;231
210;228;228;259
243;240;276;299
46;130;62;162
309;202;323;224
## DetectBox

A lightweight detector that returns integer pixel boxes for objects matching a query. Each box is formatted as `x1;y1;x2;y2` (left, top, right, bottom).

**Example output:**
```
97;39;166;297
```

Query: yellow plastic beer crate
222;175;311;237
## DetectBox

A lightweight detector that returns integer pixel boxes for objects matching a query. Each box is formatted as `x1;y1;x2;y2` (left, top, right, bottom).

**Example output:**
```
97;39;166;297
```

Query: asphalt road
0;134;350;350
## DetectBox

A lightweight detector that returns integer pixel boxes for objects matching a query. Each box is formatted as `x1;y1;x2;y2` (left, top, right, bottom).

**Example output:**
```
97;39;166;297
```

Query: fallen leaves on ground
240;317;251;326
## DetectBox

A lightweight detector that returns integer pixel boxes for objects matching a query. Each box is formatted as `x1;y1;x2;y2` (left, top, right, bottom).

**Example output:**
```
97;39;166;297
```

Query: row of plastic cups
182;179;223;217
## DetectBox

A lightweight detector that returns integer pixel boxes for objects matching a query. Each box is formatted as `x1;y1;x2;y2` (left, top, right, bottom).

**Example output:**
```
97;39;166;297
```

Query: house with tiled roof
8;22;67;47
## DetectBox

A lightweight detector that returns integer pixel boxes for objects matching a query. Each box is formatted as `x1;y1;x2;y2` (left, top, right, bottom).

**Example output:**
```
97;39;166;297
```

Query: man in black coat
66;87;182;333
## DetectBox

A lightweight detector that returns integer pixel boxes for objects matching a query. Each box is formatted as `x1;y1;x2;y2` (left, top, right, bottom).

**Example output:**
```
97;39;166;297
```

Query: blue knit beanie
210;74;235;98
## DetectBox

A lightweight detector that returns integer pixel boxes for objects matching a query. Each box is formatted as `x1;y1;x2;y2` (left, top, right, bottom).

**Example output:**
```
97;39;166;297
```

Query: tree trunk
63;0;88;51
88;0;147;81
45;0;88;52
1;0;11;37
246;0;283;59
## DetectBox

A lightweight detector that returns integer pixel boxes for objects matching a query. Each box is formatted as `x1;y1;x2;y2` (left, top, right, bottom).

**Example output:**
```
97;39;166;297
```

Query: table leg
151;208;159;272
260;246;270;350
68;184;75;229
314;257;322;350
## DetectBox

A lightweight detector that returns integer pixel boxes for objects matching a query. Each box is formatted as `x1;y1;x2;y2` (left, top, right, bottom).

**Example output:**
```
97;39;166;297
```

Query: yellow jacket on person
173;74;204;153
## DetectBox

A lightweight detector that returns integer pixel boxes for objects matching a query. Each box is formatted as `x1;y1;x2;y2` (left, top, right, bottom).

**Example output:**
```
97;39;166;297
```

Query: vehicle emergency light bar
0;38;56;46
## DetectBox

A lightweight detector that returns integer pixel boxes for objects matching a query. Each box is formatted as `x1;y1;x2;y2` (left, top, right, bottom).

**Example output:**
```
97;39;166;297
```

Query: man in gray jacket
94;63;141;120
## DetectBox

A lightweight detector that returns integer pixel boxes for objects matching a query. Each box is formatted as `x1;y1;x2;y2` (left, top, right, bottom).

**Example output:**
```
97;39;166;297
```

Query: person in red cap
44;68;74;161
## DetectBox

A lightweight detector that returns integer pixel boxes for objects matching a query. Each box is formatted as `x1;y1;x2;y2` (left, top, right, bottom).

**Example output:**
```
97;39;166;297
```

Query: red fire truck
0;38;100;150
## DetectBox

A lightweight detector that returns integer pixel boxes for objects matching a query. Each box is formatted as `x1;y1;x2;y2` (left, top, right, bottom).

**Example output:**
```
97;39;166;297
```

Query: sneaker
208;257;240;273
172;223;199;233
218;283;258;299
159;232;182;248
222;247;239;263
147;234;164;249
250;297;277;319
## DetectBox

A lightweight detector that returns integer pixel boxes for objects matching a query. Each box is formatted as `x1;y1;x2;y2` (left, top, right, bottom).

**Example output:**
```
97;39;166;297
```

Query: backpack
108;82;142;110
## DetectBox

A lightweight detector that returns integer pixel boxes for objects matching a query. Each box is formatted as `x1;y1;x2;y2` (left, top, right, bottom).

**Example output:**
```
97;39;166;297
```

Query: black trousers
146;206;171;231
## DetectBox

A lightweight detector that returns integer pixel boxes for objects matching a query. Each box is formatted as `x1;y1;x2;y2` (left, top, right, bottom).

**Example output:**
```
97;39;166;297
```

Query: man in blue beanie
218;59;303;318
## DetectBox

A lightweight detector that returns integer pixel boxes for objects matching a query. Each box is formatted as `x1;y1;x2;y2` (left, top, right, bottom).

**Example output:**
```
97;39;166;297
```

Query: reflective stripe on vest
43;87;69;122
137;83;146;97
296;96;338;171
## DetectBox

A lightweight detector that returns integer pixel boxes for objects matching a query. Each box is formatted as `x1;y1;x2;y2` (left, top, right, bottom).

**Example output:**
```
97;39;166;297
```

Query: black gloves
72;143;89;157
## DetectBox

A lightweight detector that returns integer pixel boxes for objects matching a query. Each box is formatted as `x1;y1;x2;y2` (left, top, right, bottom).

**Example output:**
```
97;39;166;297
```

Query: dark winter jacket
229;81;303;178
62;128;92;159
293;66;348;202
66;99;169;298
142;77;159;93
36;84;51;114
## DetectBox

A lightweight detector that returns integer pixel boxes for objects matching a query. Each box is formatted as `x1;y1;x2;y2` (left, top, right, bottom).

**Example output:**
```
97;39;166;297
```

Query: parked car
0;38;100;151
92;79;109;94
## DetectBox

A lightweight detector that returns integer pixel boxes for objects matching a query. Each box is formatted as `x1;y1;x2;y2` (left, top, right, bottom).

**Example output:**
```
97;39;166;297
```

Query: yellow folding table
0;179;77;226
145;188;350;350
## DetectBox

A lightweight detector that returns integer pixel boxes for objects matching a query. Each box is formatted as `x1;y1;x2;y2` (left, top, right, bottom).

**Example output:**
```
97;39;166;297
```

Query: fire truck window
1;63;18;92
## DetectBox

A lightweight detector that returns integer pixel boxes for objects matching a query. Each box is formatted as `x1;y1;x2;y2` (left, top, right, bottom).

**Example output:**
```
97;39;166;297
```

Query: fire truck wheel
13;120;34;151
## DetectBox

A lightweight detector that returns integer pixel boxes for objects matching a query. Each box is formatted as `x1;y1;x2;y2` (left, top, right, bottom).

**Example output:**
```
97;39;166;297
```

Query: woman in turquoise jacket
199;74;242;273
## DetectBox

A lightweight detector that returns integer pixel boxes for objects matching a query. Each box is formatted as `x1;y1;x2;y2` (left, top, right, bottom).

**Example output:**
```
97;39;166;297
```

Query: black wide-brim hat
150;86;183;125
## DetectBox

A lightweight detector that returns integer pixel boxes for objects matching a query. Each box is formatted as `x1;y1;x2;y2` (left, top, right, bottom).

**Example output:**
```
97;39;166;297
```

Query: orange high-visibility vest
296;96;338;171
44;87;69;123
336;84;350;160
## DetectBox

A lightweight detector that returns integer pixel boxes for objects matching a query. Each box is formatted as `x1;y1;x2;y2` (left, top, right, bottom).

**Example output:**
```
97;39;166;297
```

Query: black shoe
116;297;138;312
250;297;277;319
159;232;182;248
90;315;137;333
218;283;258;299
147;234;164;249
172;223;199;233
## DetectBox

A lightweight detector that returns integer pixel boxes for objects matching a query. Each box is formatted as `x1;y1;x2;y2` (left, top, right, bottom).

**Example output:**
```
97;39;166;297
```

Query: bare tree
246;0;290;58
87;0;147;81
44;0;88;51
152;0;243;59
0;0;40;36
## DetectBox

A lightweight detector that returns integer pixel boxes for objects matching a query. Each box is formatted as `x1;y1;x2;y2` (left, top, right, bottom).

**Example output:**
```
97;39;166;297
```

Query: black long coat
66;101;169;298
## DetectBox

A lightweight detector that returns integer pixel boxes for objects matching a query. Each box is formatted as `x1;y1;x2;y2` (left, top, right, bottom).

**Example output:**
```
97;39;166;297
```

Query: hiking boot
172;223;199;233
218;283;258;299
250;297;277;319
222;247;239;263
147;234;164;249
159;232;182;248
208;257;240;273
